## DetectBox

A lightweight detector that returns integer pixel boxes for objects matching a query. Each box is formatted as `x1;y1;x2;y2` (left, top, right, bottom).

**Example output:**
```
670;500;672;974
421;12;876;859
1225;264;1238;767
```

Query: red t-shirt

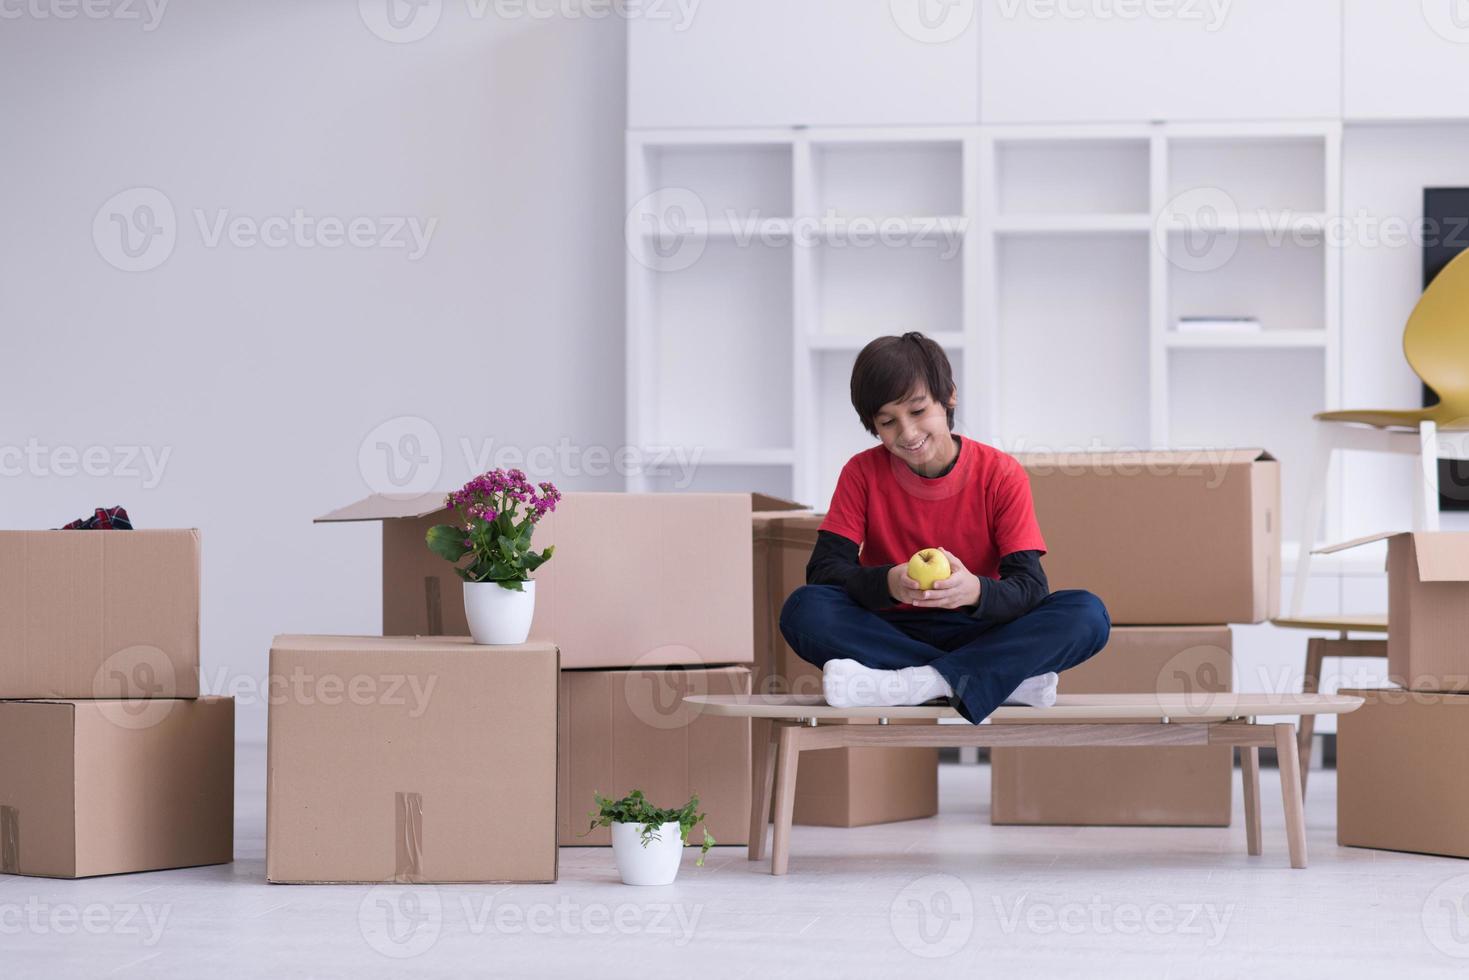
818;435;1048;611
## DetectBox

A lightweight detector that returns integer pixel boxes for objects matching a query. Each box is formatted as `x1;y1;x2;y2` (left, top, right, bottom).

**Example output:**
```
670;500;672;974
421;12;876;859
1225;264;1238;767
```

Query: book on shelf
1175;317;1262;334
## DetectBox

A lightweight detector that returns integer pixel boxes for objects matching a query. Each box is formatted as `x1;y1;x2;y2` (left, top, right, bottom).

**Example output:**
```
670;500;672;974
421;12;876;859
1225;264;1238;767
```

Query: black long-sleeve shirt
805;530;1049;626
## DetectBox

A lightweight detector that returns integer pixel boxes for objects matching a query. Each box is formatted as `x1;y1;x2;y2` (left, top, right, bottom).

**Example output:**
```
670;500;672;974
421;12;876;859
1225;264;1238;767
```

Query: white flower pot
610;821;684;886
463;580;535;645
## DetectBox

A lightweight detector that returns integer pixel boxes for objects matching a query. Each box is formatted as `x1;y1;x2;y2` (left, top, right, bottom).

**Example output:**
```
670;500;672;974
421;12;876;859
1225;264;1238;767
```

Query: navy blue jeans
778;584;1111;724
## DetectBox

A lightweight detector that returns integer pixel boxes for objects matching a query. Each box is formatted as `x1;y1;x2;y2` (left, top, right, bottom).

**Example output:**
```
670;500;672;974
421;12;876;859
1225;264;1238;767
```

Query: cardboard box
1016;449;1279;624
1337;687;1469;858
0;529;201;698
991;626;1234;826
315;492;761;670
559;665;751;846
752;513;939;827
0;696;233;878
751;507;816;693
778;644;940;827
1317;532;1469;692
266;635;558;884
785;715;941;827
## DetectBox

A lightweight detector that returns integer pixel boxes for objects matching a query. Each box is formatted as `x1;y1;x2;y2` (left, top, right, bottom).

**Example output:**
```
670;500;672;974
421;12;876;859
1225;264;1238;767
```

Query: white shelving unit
978;121;1343;552
626;126;979;507
628;121;1343;554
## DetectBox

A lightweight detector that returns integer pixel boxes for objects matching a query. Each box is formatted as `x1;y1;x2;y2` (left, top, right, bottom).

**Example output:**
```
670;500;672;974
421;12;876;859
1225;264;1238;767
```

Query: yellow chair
1274;247;1469;795
1289;245;1469;616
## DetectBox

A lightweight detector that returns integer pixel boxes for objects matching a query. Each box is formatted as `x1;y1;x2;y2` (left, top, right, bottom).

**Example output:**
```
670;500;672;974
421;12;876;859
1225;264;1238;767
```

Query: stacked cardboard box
1331;531;1469;858
266;635;558;883
752;513;940;828
0;529;234;878
315;491;759;849
991;449;1280;826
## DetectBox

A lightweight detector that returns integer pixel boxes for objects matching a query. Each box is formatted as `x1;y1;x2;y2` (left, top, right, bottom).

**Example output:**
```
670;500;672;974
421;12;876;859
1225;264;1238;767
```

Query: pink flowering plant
425;469;561;591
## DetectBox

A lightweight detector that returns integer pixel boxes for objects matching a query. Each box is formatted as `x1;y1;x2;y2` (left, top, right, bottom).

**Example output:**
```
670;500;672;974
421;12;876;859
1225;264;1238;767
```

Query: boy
778;331;1110;724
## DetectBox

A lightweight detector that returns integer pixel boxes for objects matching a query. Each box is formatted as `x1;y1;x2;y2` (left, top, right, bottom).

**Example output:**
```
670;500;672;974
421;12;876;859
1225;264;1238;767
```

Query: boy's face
872;384;957;469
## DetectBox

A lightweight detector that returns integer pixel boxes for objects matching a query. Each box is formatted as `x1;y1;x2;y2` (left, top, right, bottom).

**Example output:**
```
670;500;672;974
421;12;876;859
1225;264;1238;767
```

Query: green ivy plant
582;790;715;866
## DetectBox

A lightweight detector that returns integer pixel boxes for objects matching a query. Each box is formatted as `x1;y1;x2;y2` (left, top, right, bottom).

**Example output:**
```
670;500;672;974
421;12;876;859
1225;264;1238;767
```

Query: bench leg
770;724;802;876
748;718;777;861
1298;638;1325;799
1274;723;1308;869
1239;745;1262;857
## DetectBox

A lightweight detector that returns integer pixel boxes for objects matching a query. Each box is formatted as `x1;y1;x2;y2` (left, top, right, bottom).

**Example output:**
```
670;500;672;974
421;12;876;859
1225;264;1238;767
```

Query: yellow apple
907;548;951;591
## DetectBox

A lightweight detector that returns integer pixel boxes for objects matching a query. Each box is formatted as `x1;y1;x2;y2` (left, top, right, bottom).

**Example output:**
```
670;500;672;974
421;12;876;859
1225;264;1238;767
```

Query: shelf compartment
996;233;1151;451
808;331;965;352
992;214;1151;235
1167;346;1325;548
1167;136;1326;215
641;464;796;499
996;138;1150;216
1165;330;1326;349
812;239;964;338
639;447;794;466
651;240;793;453
643;143;793;222
1166;231;1326;333
812;140;963;218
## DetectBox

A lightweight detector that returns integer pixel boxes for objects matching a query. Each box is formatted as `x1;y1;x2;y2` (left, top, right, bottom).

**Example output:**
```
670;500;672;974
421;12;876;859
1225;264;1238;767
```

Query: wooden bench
684;693;1364;875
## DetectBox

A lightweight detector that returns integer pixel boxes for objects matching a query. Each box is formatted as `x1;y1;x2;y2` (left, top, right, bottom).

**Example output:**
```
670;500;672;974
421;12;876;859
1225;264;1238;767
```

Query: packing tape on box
394;791;424;883
1;805;17;874
424;578;443;635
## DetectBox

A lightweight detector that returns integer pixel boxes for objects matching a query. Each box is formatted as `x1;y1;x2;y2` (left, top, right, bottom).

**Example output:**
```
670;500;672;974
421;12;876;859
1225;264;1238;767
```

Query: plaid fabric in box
59;506;133;530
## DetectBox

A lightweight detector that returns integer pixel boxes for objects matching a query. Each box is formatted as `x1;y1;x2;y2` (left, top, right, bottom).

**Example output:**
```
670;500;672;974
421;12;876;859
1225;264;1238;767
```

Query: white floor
4;744;1467;979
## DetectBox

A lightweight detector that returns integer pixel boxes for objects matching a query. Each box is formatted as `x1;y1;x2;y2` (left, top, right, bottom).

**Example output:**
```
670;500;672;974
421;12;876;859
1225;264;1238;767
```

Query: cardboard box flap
1312;530;1398;556
1015;447;1274;467
315;493;449;523
1410;532;1469;582
1318;529;1469;580
750;494;807;513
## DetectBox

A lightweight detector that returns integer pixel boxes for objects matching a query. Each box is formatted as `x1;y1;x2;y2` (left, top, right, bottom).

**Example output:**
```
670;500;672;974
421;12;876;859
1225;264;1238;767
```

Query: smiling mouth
901;435;929;453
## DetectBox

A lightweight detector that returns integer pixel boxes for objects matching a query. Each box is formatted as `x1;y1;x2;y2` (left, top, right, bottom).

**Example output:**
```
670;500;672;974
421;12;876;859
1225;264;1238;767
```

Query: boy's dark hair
850;331;957;437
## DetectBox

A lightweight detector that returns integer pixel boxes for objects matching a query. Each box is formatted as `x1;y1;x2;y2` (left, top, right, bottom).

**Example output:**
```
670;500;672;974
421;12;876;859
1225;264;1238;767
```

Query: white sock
1003;672;1059;708
822;660;953;709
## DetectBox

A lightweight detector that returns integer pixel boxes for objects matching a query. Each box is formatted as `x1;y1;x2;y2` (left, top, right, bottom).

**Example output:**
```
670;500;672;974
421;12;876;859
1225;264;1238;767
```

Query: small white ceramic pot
610;821;685;886
463;579;535;645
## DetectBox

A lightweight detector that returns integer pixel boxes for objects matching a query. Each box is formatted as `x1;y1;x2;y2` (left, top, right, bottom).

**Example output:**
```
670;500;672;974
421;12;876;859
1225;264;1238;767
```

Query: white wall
0;1;627;741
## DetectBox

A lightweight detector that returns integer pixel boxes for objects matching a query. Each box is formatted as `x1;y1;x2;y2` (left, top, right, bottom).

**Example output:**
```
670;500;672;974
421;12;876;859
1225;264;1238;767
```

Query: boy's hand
907;547;982;610
886;563;928;606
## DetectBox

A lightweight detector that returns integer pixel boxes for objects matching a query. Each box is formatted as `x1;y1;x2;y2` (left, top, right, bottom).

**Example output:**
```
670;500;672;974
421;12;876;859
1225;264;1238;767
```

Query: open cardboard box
1314;531;1469;692
315;492;787;670
1017;449;1279;624
0;529;201;698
